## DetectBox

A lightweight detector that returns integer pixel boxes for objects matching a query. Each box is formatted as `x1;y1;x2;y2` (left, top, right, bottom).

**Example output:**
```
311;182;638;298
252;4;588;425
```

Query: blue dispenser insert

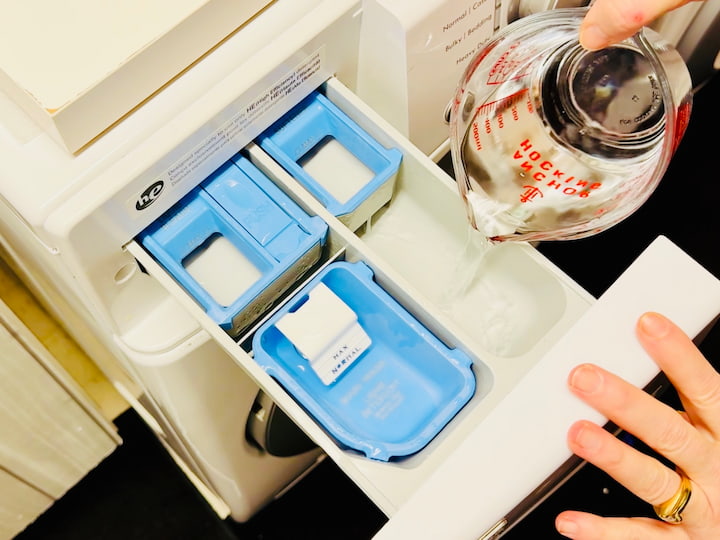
257;91;402;230
138;155;328;336
252;261;476;461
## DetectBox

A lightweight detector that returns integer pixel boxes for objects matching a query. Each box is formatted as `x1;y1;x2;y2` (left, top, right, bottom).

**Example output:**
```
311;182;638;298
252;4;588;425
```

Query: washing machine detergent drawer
127;76;720;539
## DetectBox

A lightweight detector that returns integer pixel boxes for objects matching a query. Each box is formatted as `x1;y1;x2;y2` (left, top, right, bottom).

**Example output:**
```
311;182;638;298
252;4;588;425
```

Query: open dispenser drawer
126;74;593;518
126;77;720;538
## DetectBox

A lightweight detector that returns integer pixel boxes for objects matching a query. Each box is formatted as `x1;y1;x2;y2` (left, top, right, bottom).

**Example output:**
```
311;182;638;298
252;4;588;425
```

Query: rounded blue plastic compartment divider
258;91;402;218
138;154;328;333
252;261;476;461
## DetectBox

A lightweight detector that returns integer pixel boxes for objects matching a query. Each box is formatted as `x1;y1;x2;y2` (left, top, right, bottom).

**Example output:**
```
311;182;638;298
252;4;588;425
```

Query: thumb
580;0;695;50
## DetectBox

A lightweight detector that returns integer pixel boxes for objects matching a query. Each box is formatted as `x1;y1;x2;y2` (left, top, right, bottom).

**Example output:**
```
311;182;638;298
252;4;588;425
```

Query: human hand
580;0;699;50
555;312;720;539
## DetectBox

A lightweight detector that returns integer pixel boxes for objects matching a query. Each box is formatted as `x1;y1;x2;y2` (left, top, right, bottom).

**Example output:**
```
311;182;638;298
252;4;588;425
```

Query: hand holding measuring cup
449;7;692;244
580;0;699;50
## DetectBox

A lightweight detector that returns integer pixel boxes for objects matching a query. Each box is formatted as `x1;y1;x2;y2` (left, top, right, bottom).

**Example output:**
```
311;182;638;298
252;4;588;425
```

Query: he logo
135;181;165;211
520;185;543;203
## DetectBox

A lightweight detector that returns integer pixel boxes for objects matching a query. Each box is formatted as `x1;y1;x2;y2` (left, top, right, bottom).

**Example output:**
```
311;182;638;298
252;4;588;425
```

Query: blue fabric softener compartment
138;155;328;337
252;261;476;461
257;91;402;232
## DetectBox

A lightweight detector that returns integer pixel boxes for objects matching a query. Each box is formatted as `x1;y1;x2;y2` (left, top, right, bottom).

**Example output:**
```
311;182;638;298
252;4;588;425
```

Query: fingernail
556;516;579;538
638;312;670;339
580;24;609;50
573;423;601;451
569;364;603;394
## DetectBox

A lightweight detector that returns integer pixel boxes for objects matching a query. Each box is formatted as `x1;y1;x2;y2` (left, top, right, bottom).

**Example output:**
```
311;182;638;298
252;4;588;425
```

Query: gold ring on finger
653;468;692;524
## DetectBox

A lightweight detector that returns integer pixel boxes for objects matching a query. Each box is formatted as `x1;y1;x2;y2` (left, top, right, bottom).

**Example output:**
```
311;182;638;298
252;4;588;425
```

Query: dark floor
14;68;720;540
15;407;389;540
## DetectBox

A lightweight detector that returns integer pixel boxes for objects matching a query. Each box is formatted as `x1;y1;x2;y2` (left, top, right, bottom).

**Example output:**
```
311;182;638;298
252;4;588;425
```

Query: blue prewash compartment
252;261;476;461
257;91;402;231
138;155;328;337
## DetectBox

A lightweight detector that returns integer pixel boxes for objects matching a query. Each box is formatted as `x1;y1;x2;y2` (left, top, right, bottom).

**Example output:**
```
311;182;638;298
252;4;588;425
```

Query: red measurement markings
487;42;532;85
673;101;692;153
474;88;529;116
469;89;529;151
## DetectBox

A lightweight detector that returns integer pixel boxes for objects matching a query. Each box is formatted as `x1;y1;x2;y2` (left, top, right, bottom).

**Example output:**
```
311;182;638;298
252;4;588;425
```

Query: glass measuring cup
449;7;693;243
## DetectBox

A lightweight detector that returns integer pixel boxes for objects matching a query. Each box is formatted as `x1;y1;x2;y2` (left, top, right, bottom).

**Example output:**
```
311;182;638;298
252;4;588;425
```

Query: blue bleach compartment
252;261;476;461
256;91;402;231
138;155;328;337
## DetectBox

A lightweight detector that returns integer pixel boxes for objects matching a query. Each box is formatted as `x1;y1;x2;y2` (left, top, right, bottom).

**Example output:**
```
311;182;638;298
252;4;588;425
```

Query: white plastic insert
275;282;372;385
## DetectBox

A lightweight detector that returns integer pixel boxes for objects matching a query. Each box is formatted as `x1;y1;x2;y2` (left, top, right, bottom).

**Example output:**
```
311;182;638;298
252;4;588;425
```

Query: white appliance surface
0;0;359;233
0;0;274;152
0;1;718;538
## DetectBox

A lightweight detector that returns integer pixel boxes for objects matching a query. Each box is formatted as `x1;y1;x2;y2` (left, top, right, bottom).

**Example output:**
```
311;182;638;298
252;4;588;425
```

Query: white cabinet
0;265;119;539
